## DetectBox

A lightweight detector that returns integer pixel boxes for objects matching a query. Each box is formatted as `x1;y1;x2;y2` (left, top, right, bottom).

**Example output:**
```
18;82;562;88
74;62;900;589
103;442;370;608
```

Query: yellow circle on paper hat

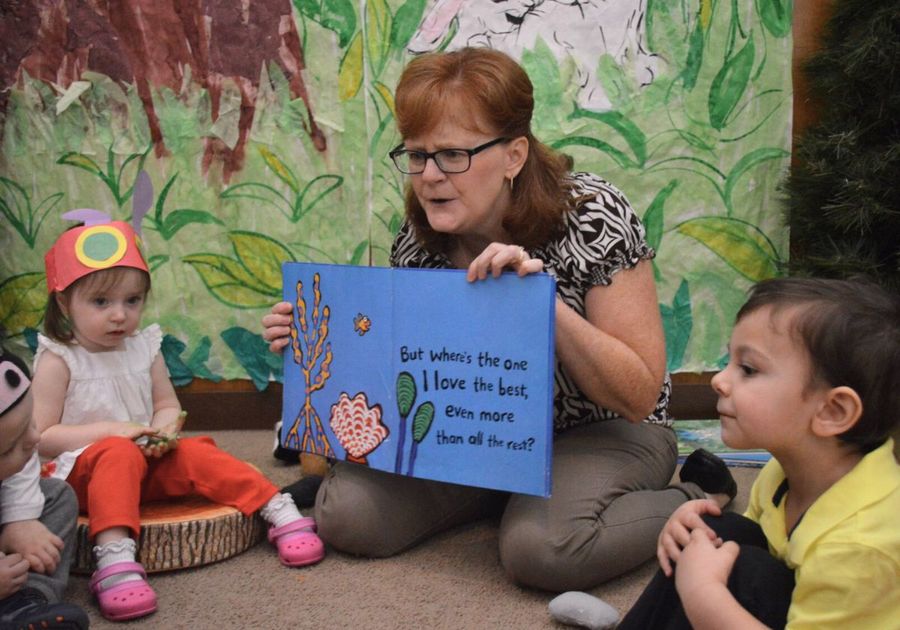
74;225;128;269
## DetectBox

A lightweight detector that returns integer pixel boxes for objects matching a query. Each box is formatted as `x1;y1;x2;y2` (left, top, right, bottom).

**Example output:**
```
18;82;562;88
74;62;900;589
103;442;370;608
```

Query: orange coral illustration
284;272;334;457
329;392;389;465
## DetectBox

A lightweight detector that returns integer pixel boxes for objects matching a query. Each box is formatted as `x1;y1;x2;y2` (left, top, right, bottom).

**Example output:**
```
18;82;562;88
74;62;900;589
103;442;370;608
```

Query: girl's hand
140;434;178;458
111;422;159;441
0;552;29;599
657;499;722;576
466;243;544;282
262;301;294;353
0;520;63;575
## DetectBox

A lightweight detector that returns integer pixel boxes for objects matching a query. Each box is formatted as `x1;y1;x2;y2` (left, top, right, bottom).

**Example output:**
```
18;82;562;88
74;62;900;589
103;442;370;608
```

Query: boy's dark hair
737;276;900;453
44;267;151;342
0;332;31;418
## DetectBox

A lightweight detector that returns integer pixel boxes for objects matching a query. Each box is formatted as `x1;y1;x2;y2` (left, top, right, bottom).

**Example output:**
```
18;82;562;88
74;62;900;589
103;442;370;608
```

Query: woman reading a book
263;47;731;590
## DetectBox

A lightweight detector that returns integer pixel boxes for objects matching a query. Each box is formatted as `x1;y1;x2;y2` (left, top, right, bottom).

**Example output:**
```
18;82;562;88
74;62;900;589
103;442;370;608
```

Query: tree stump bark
72;496;265;574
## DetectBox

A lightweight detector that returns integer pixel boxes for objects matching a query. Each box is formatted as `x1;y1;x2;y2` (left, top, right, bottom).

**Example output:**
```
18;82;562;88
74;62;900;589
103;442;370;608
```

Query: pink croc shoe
268;516;325;567
89;561;157;621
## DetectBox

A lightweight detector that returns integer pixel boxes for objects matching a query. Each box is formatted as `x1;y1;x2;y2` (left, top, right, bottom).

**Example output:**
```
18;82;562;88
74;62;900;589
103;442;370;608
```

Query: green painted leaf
682;21;704;91
161;209;225;240
229;231;294;293
259;146;299;193
396;371;417;417
322;0;358;48
147;255;170;272
643;180;678;252
757;0;792;38
350;240;369;265
676;217;779;282
366;0;392;77
182;253;278;308
724;147;789;211
708;38;754;130
568;108;647;167
551;136;634;169
56;152;103;176
391;0;427;49
411;401;435;442
338;32;364;100
0;273;47;334
297;174;344;220
659;279;692;372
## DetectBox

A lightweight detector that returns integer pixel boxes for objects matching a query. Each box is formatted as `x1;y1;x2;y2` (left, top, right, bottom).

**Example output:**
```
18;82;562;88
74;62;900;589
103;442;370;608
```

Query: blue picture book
279;262;556;497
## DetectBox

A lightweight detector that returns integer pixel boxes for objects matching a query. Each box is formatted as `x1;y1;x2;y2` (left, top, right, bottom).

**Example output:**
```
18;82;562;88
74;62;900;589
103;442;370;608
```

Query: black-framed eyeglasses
389;137;509;174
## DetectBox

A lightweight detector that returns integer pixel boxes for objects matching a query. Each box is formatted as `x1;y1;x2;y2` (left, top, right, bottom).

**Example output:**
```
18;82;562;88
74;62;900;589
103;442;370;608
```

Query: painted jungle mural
0;0;793;386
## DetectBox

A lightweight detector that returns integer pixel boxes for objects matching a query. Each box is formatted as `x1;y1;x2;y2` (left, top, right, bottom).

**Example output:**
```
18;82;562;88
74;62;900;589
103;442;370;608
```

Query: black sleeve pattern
388;172;672;432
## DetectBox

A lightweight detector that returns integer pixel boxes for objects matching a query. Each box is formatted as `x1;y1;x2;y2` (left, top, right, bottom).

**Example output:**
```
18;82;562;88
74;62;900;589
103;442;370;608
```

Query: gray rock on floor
548;591;620;630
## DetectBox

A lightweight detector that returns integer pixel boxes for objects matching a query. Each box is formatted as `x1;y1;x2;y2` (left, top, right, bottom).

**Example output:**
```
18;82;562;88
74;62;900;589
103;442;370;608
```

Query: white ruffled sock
93;538;143;588
259;492;305;529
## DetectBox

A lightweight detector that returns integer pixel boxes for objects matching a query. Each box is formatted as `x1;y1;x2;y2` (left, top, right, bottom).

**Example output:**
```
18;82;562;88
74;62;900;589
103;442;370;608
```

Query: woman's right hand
656;499;722;577
262;301;293;353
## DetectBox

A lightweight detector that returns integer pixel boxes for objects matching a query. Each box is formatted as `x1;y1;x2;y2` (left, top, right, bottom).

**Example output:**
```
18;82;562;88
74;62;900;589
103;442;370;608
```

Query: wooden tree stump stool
72;496;265;574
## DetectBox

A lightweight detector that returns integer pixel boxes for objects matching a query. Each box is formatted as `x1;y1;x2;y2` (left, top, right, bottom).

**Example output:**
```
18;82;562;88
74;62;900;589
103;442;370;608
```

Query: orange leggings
67;435;279;539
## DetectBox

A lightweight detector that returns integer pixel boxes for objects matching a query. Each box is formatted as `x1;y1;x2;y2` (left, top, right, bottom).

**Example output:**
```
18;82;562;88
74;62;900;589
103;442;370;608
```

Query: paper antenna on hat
44;171;153;293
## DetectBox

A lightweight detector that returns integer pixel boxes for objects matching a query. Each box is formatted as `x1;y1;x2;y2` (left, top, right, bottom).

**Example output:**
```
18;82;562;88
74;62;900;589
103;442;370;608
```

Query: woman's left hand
466;243;544;281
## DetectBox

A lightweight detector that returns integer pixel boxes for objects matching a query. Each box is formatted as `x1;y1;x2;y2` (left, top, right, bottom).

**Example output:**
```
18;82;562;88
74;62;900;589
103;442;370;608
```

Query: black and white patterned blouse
389;172;673;432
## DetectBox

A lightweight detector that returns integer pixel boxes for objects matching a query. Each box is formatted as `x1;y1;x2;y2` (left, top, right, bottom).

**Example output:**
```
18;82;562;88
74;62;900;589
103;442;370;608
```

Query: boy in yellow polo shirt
618;277;899;629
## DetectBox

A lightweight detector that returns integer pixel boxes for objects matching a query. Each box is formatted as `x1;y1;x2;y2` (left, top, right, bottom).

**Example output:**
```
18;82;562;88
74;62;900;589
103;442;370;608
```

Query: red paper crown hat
0;355;30;416
44;172;153;294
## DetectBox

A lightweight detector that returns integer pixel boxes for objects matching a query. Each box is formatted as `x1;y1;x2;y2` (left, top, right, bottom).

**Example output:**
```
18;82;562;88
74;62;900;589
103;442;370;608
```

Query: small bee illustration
353;313;372;336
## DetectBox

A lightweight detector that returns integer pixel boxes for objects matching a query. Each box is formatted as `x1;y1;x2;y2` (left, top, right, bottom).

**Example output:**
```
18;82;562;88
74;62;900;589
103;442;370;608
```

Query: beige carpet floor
63;430;760;629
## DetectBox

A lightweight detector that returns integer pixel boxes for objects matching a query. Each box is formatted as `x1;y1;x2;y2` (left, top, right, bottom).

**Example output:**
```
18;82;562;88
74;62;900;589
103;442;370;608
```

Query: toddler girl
31;216;324;622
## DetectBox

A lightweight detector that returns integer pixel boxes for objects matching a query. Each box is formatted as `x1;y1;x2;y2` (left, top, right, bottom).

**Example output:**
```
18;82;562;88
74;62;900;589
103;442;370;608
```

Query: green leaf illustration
259;146;299;193
366;0;392;77
161;209;224;239
724;147;790;212
551;136;635;169
676;217;780;282
756;0;792;38
659;279;692;372
0;273;47;334
411;401;435;443
643;180;678;252
230;231;294;293
396;371;417;418
681;21;705;90
391;0;427;49
568;108;647;167
298;174;344;220
293;0;357;48
350;240;369;265
338;32;364;100
56;152;103;177
708;38;755;130
182;252;280;308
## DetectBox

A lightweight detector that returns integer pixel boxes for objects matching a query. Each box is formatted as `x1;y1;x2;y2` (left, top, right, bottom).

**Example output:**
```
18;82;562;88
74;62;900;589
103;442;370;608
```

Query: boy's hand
657;499;723;576
0;520;63;575
0;552;29;599
675;528;740;605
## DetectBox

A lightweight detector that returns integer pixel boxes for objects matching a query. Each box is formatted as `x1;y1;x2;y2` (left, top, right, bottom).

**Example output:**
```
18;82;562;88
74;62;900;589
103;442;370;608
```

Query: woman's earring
508;176;515;192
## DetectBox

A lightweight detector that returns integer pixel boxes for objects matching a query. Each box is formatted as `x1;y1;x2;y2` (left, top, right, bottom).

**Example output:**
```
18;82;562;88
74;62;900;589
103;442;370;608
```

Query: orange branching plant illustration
329;392;389;465
285;272;334;457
